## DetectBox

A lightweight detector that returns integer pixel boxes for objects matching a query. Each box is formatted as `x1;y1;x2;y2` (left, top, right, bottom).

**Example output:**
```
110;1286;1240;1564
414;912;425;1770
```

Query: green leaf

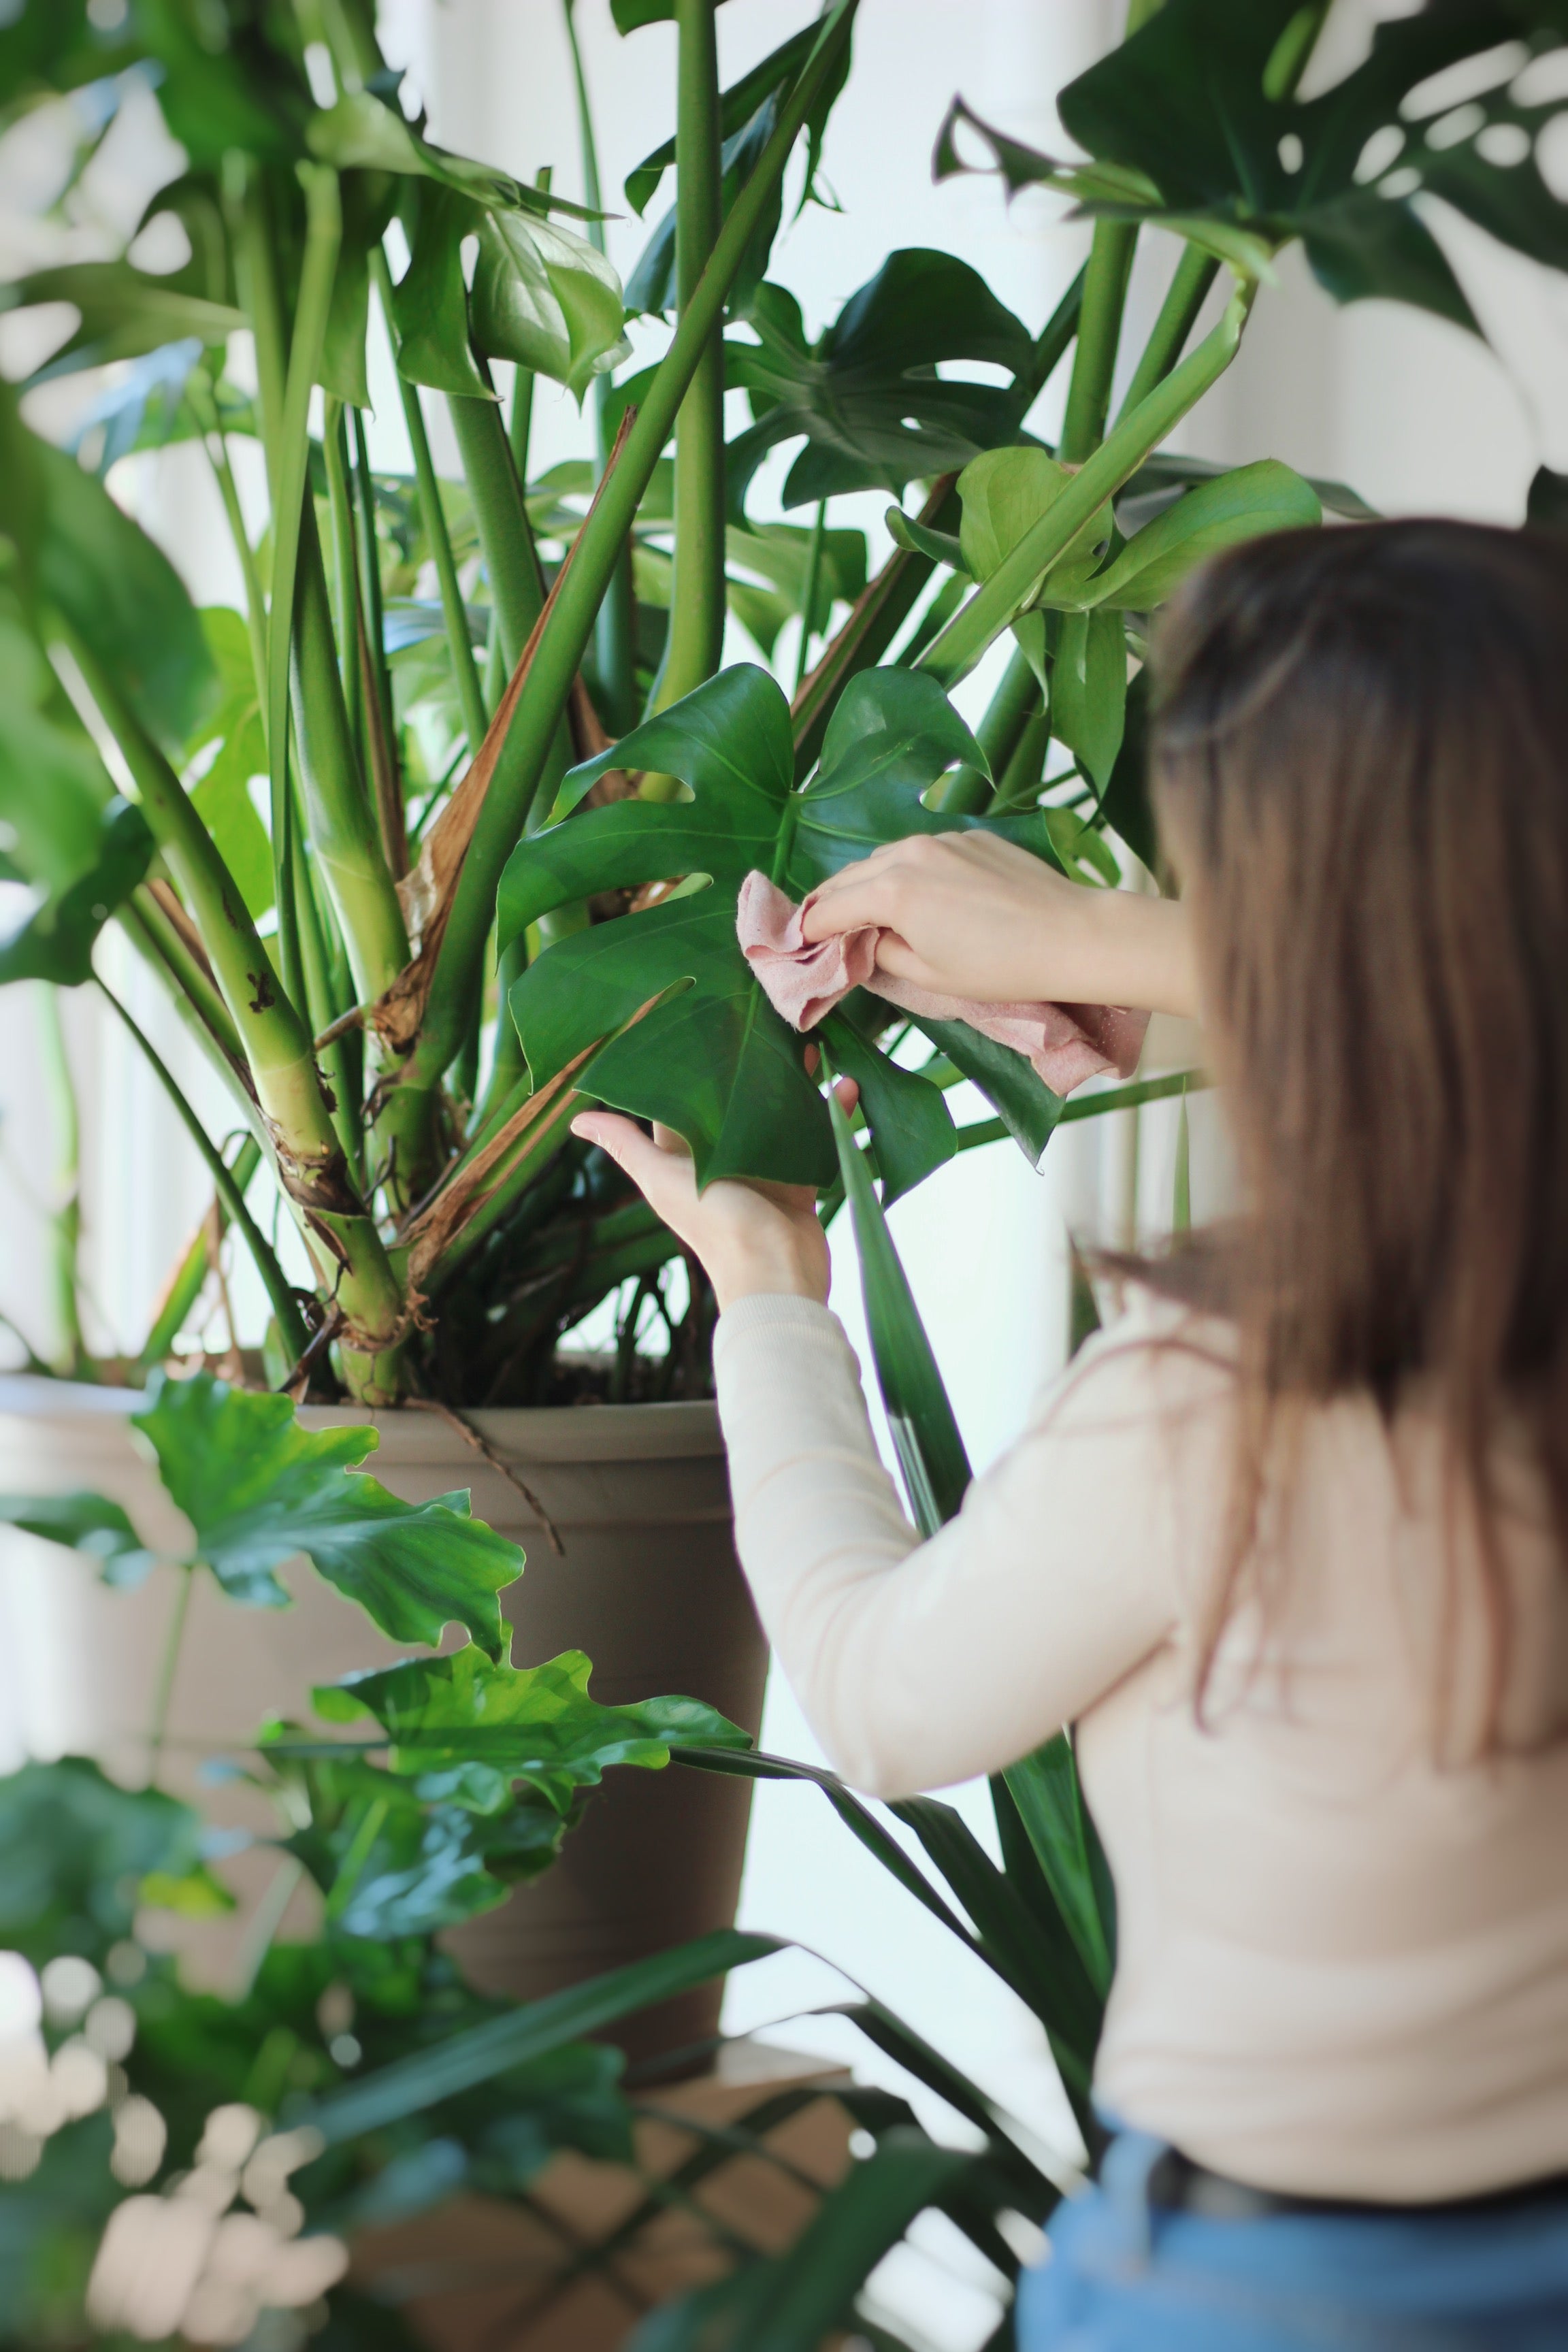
628;97;787;326
311;1642;751;1815
1051;607;1126;794
131;1371;521;1656
0;796;153;987
0;1756;207;1967
1004;1738;1116;1997
307;92;602;223
1083;458;1321;609
1;261;244;382
1100;664;1157;872
624;17;845;225
472;206;630;402
628;2132;972;2352
724;521;868;661
958;446;1107;608
391;182;493;399
184;608;272;920
501;665;1058;1190
819;1013;956;1208
724;255;1033;519
0;596;116;892
27;430;219;753
910;1017;1064;1166
321;174;399;410
301;1928;779;2144
826;1087;971;1537
0;1490;157;1589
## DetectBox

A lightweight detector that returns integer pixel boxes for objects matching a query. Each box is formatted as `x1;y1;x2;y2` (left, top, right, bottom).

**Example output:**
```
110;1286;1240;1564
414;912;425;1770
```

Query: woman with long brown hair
572;521;1568;2347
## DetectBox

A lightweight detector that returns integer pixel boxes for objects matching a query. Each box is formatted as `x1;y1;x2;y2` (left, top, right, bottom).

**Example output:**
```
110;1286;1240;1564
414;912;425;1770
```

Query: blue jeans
1016;2132;1568;2351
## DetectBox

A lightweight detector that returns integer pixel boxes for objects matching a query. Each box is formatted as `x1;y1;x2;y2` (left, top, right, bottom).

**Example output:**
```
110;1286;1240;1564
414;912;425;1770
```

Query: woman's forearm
1037;885;1199;1020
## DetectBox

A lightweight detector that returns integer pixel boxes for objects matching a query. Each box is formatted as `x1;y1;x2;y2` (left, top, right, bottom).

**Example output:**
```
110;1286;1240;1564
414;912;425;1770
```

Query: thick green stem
75;648;407;1389
403;0;860;1094
291;508;409;1004
563;10;638;735
38;987;88;1377
918;282;1253;685
140;1136;263;1371
794;499;828;696
323;399;365;762
233;162;287;483
267;163;343;1015
191;377;268;707
791;477;959;780
120;887;248;1080
1115;242;1218;424
350;407;397;772
446;391;544;668
1058;219;1138;465
291;806;365;1187
1012;263;1087;422
651;0;727;730
96;978;308;1362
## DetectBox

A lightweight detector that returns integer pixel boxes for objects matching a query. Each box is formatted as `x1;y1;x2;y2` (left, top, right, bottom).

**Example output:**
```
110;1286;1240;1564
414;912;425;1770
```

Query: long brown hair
1141;520;1568;1742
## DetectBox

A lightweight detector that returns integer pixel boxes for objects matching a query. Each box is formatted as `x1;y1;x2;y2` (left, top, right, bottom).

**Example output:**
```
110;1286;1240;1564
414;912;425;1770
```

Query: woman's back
1079;1294;1568;2200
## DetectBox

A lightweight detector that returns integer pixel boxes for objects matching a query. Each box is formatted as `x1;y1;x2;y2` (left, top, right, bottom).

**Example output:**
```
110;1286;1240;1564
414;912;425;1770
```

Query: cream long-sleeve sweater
712;1286;1568;2202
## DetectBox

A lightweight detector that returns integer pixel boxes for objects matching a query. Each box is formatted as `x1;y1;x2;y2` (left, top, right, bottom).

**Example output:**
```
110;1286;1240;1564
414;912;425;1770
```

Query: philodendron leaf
312;1644;751;1816
3;261;244;383
0;1491;157;1588
724;255;1032;519
131;1371;521;1656
499;664;1064;1190
1081;458;1321;609
943;3;1568;333
0;1757;207;1967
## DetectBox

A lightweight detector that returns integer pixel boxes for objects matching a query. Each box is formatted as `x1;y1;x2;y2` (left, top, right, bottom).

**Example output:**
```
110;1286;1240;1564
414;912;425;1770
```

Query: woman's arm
570;1110;1194;1795
802;834;1200;1019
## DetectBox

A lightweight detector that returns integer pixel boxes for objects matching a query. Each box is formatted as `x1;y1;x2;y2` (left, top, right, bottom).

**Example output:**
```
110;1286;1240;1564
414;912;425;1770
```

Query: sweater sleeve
713;1290;1209;1798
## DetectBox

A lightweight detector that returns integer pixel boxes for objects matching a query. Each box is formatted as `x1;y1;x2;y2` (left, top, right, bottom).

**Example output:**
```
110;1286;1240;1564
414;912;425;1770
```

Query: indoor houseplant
7;0;1568;2340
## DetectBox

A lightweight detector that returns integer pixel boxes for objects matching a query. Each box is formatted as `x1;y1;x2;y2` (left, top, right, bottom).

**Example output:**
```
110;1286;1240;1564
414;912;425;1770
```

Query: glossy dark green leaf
313;1642;750;1814
1051;607;1126;793
3;261;244;383
826;1088;971;1536
321;174;399;408
724;521;868;659
942;3;1568;333
501;664;1057;1189
0;1490;157;1589
0;796;153;987
1083;459;1321;609
1003;1737;1116;1997
911;1017;1064;1166
302;1928;779;2144
725;255;1032;518
132;1371;521;1656
308;91;601;223
472;206;629;400
1118;446;1375;529
1099;664;1157;872
625;17;844;224
820;1013;956;1207
391;182;493;399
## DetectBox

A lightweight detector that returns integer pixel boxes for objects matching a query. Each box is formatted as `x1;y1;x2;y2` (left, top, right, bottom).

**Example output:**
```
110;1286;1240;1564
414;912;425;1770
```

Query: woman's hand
801;833;1198;1017
571;1088;855;1312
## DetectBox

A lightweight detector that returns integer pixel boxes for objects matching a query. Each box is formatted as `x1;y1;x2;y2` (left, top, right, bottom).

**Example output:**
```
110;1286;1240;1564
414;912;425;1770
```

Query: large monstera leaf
497;666;1064;1194
723;254;1034;519
939;0;1568;329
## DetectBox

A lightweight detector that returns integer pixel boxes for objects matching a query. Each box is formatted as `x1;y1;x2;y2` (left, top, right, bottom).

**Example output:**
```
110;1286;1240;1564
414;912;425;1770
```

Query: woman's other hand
801;833;1199;1018
570;1085;855;1311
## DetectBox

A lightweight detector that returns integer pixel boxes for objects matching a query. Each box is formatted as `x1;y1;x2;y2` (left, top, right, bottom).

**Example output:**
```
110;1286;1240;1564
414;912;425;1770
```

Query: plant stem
793;498;828;695
404;0;860;1095
37;987;88;1377
119;887;248;1079
1058;219;1138;464
933;644;1039;815
1114;241;1218;424
350;406;397;775
140;1136;264;1371
649;0;727;737
146;1564;193;1788
322;399;366;762
563;7;637;733
917;282;1252;685
76;653;406;1392
1011;261;1087;421
267;163;343;1016
372;251;489;751
445;390;544;670
95;977;309;1362
191;375;268;707
233;161;287;483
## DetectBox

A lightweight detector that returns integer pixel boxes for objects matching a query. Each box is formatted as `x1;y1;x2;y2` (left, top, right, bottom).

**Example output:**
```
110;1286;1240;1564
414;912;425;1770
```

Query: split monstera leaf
499;666;1073;1204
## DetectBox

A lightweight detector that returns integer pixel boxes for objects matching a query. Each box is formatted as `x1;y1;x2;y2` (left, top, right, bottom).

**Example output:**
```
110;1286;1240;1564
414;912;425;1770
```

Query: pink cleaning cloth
736;870;1148;1096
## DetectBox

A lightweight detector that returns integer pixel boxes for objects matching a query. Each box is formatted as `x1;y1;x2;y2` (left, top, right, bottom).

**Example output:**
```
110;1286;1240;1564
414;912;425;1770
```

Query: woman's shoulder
1034;1273;1241;1439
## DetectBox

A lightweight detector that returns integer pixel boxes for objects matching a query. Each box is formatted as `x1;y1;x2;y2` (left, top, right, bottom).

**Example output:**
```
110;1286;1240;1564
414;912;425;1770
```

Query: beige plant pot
0;1376;767;2063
